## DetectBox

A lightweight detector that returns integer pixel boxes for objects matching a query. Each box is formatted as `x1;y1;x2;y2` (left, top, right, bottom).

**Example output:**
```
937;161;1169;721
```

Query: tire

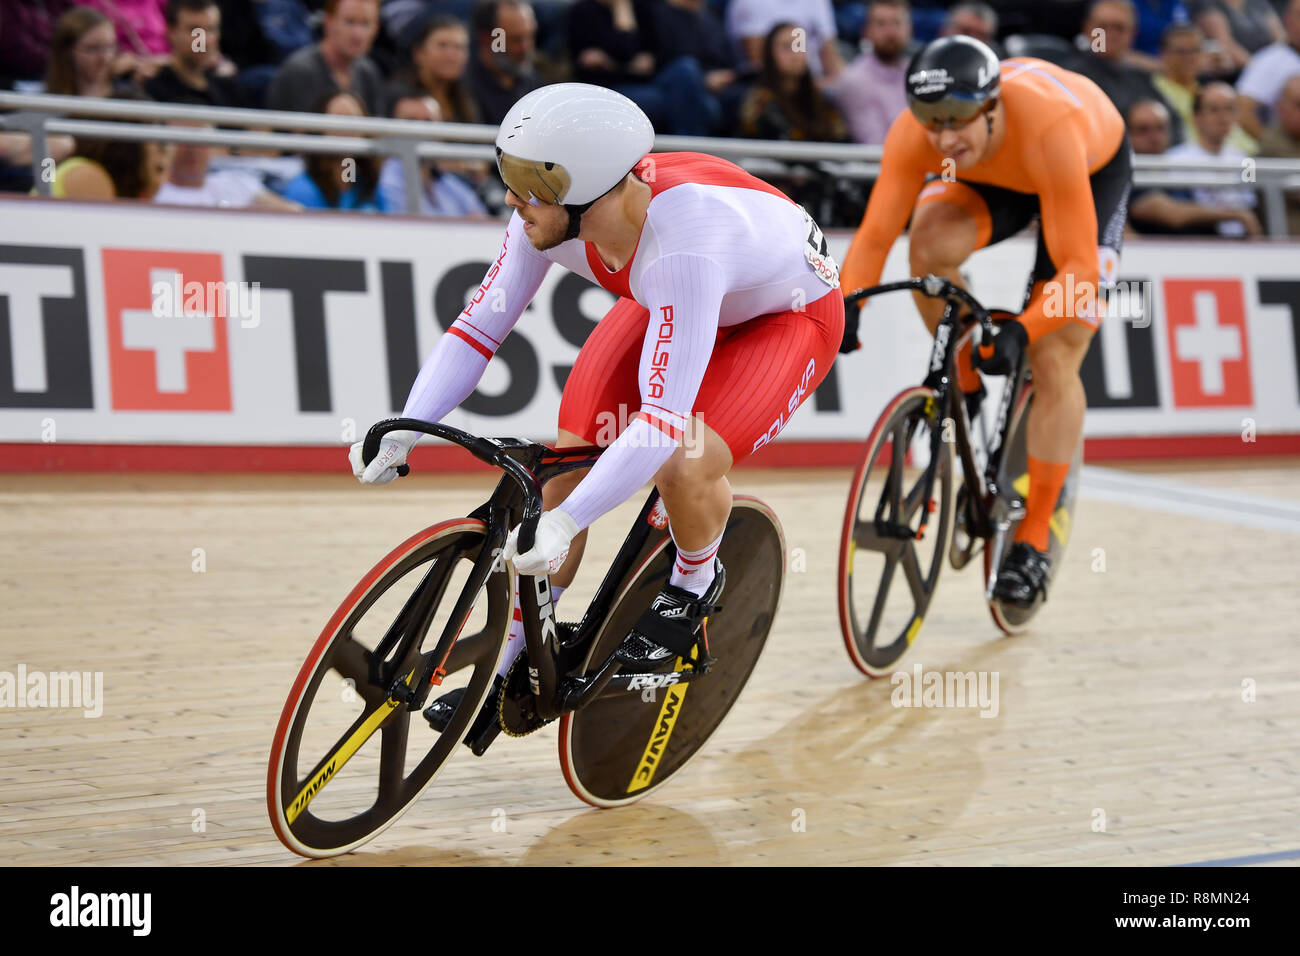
267;518;512;858
838;386;955;677
557;497;785;807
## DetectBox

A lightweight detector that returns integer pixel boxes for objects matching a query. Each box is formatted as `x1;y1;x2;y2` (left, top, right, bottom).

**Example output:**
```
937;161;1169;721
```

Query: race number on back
803;209;840;288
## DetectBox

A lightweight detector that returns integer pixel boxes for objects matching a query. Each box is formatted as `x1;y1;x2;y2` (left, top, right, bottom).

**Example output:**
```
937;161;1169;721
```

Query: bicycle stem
845;274;997;343
362;417;546;552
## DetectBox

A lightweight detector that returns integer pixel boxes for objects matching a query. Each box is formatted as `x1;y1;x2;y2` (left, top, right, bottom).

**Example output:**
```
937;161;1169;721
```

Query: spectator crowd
0;0;1297;233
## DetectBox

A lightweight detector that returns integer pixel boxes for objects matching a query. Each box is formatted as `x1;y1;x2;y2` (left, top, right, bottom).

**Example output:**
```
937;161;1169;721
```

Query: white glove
349;430;418;485
504;509;581;576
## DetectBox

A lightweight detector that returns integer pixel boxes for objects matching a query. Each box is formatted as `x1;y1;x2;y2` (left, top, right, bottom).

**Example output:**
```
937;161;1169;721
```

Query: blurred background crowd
1;0;1298;234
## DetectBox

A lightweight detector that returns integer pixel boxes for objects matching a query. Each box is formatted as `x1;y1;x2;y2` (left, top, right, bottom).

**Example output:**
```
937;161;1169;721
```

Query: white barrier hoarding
1;197;1298;453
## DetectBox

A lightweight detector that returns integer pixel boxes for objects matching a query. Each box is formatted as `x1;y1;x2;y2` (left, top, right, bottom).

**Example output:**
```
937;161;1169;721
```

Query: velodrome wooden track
2;460;1298;867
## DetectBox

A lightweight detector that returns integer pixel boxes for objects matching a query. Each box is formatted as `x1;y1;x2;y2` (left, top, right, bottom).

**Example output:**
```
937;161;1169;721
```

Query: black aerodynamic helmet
905;36;1001;130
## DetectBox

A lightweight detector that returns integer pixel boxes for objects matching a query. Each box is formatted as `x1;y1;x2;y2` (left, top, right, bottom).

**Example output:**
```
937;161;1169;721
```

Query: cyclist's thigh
694;289;844;463
913;177;1038;254
1026;133;1134;329
558;297;647;446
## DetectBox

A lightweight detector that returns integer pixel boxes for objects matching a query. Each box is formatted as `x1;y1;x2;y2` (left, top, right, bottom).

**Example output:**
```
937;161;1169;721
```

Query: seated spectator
822;0;912;146
45;6;140;97
1186;0;1283;74
467;0;541;125
1257;73;1300;234
1071;0;1183;125
726;0;843;79
276;91;387;210
143;0;246;107
393;14;481;123
266;0;386;116
1152;22;1254;150
387;14;491;184
1127;98;1262;233
939;1;1004;57
739;23;849;142
377;94;489;216
1235;0;1300;139
643;0;748;136
154;122;301;208
49;120;173;201
1165;82;1261;235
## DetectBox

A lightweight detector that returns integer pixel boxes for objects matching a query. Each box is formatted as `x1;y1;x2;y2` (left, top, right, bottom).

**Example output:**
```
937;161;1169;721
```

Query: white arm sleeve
559;254;727;531
402;211;552;423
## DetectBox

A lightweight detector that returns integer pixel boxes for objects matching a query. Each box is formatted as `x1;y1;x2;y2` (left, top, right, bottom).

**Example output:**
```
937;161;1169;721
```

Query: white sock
495;584;565;679
668;528;722;597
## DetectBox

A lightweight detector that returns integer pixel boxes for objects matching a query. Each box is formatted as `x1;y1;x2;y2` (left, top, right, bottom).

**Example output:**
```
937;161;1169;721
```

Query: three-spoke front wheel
267;518;512;858
838;386;955;677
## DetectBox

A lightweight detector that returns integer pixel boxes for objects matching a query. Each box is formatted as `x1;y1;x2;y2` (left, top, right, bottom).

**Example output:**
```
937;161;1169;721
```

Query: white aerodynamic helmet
494;83;655;211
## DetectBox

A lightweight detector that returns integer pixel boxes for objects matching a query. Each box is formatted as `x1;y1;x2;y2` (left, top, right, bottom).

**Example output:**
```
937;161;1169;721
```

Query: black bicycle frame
845;275;1031;542
360;418;685;724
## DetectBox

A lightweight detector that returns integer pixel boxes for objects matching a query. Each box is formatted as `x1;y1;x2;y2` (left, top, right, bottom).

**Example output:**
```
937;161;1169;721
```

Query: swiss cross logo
1163;279;1252;407
102;249;232;410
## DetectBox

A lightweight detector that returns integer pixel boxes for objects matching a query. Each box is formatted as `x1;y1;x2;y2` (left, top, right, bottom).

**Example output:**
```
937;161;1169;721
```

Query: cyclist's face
925;111;992;168
504;188;569;250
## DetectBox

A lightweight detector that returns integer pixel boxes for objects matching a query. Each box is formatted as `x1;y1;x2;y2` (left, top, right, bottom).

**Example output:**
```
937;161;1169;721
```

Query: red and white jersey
534;152;839;328
401;152;840;532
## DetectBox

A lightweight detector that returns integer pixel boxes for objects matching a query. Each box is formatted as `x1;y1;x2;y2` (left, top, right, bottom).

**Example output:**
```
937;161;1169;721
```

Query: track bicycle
837;276;1082;677
268;418;786;857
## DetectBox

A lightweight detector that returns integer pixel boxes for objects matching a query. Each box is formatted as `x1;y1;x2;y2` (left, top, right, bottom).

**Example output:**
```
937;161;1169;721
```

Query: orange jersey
840;58;1126;331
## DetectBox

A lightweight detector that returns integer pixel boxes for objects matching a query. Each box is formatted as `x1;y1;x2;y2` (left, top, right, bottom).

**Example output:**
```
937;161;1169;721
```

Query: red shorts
558;290;844;463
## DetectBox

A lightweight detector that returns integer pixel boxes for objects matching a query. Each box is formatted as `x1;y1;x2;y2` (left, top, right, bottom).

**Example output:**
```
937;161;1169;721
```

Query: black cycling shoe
616;560;725;669
993;541;1052;607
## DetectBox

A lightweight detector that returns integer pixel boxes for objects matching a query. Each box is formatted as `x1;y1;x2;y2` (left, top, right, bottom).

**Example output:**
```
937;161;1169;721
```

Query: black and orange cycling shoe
993;541;1051;607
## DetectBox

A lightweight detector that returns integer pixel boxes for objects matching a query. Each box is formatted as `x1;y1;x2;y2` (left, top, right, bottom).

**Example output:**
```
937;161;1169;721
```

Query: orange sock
955;337;982;393
1014;456;1070;552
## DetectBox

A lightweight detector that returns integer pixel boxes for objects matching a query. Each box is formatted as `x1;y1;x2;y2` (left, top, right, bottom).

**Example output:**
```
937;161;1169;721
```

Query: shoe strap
632;600;722;658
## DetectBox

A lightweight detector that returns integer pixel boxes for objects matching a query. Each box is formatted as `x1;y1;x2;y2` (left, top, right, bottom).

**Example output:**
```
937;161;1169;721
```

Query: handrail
3;90;1297;234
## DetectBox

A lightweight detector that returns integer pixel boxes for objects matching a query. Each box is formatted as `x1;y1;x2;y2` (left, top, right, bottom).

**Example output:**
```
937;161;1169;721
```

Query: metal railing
3;91;1299;234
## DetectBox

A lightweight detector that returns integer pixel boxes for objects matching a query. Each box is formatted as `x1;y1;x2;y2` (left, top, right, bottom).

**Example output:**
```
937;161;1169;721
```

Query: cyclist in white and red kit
352;84;843;714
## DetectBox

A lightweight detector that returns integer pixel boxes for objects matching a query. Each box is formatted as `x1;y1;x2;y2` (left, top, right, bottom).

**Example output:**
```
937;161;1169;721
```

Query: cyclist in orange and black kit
839;36;1133;607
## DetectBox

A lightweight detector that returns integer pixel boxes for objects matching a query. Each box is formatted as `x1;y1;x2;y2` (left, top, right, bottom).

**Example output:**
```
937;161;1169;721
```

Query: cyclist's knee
1028;324;1092;393
909;202;977;271
655;422;731;492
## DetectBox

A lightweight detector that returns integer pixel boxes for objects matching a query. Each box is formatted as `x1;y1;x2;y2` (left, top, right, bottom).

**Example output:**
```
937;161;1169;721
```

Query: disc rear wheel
558;497;785;807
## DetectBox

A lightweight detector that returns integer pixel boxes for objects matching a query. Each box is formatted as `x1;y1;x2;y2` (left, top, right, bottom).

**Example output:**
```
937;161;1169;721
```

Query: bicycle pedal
422;686;466;733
